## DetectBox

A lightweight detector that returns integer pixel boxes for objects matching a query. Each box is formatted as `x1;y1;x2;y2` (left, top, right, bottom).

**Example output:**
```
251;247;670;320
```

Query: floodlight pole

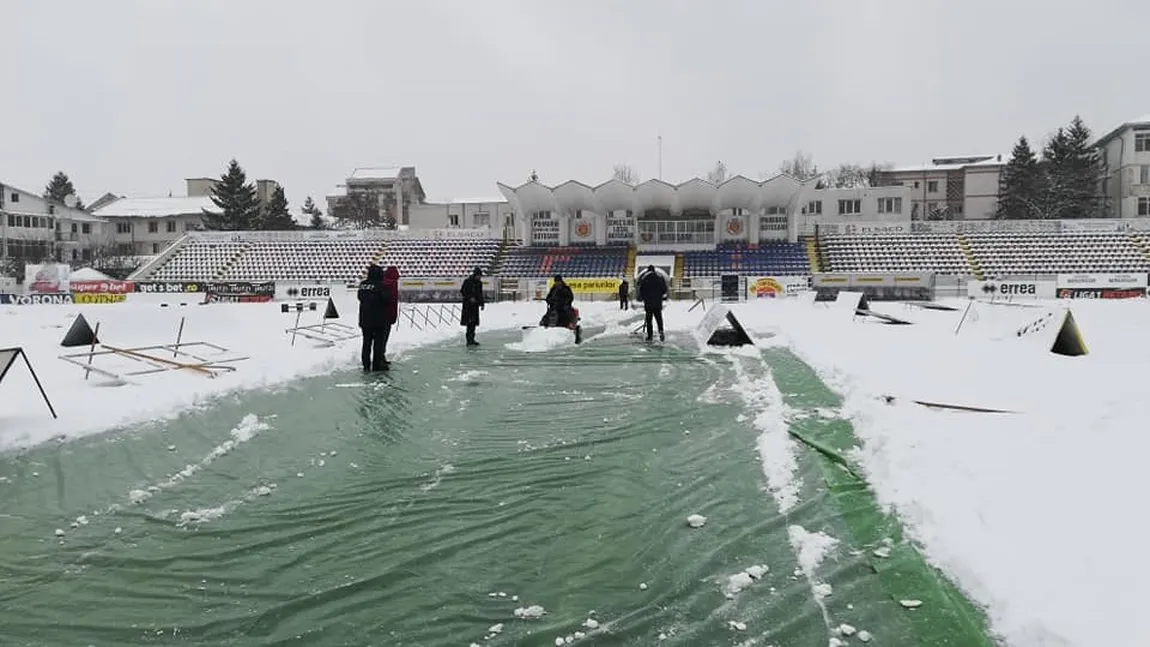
658;135;663;180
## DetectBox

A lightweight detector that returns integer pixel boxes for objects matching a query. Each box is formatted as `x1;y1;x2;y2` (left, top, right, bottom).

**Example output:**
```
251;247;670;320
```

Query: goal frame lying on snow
57;314;249;382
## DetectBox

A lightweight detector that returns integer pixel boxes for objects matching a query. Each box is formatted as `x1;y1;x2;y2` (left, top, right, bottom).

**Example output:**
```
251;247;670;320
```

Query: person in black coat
618;278;630;310
357;264;395;371
543;275;575;326
460;267;485;346
637;265;669;342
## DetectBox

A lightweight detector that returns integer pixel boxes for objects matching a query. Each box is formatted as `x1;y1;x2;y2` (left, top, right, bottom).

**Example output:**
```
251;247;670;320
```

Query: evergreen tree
43;171;83;209
996;136;1045;219
258;186;296;230
1042;116;1105;219
203;159;261;230
302;195;325;229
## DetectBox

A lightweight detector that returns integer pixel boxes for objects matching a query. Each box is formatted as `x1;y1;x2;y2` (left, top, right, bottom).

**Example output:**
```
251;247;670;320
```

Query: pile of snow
506;326;575;353
725;297;1150;646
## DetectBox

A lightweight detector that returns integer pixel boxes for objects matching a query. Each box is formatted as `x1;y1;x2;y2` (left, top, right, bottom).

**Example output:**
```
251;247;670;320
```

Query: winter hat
472;267;483;276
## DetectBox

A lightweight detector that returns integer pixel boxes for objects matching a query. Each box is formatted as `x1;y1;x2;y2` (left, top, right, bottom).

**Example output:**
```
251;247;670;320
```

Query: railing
395;303;462;331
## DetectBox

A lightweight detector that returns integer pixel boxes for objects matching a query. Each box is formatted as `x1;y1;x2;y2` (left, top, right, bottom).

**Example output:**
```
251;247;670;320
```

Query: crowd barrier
4;272;1149;306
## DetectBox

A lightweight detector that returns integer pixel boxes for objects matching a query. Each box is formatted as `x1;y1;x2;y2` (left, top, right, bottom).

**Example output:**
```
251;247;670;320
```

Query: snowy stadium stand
681;242;809;278
136;224;1150;286
818;230;1150;278
497;245;629;278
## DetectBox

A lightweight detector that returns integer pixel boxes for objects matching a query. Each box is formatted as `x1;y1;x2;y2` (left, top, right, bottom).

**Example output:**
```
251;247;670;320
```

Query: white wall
963;166;1001;219
1099;125;1150;218
409;200;514;231
798;185;913;228
107;215;202;255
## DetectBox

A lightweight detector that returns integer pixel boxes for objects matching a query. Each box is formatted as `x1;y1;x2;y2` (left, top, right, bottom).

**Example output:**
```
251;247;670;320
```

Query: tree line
996;115;1107;219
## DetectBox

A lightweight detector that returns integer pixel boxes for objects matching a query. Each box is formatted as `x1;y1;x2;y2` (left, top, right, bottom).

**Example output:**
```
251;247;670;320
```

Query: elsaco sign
967;280;1056;299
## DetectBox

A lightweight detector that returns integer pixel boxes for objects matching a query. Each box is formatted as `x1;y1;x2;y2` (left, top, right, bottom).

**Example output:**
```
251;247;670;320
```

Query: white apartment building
876;155;1004;220
0;182;109;264
91;194;218;256
1096;114;1150;218
326;167;427;227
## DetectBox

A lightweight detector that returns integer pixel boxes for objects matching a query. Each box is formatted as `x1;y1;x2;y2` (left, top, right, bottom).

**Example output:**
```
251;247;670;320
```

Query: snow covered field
2;293;1145;646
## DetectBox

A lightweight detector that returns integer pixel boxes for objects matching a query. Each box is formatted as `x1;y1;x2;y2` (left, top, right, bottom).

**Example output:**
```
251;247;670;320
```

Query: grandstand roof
92;196;219;218
496;174;817;216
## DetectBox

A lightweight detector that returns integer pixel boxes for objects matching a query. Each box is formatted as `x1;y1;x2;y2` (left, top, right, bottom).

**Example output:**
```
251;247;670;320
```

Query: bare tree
824;164;871;188
706;160;729;185
612;164;641;185
776;151;820;181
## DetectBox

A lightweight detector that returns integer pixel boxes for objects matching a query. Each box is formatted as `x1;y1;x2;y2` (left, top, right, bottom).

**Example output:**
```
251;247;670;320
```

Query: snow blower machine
537;305;584;344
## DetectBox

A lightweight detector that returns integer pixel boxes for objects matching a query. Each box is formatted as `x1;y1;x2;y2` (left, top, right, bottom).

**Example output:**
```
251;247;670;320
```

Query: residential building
1096;114;1150;218
187;176;280;205
409;197;515;233
876;155;1004;220
326;167;427;227
91;194;218;256
0;181;110;266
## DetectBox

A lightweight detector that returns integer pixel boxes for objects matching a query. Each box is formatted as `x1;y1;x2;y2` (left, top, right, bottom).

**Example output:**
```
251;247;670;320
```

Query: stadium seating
148;240;251;281
964;232;1150;276
498;245;628;278
818;234;972;274
681;242;810;277
370;238;502;277
142;237;502;282
219;239;386;282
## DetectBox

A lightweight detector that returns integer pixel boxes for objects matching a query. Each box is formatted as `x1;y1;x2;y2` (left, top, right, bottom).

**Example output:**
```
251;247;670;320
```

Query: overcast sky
2;0;1147;212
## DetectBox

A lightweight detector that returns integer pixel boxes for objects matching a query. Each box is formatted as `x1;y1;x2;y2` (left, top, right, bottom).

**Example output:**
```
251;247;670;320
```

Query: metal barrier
396;303;462;331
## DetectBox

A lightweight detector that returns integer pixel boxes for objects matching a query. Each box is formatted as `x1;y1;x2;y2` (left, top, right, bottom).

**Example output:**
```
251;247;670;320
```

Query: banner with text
275;283;338;301
967;280;1057;299
747;276;810;298
71;280;135;294
548;278;622;295
1056;273;1148;289
1057;287;1146;299
0;293;74;305
531;217;560;245
72;293;128;304
133;281;209;294
605;215;635;244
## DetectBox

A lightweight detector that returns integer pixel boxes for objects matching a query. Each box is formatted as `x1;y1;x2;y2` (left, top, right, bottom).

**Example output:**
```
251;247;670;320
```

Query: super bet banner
548;278;622;294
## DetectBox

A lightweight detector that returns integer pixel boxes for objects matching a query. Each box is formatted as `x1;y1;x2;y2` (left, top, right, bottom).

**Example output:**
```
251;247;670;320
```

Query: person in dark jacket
618;278;630;310
460;267;485;346
637;265;669;342
358;264;398;371
543;275;575;326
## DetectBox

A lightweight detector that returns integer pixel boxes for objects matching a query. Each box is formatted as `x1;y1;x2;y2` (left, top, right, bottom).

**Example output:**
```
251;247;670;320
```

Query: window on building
504;213;514;227
927;180;939;193
449;214;459;227
805;201;822;215
152;243;161;254
82;223;90;234
877;197;903;214
1136;132;1150;152
1141;165;1150;185
9;192;18;203
1140;197;1150;217
166;220;177;232
48;204;55;215
148;221;158;233
913;181;920;189
765;206;786;215
474;212;490;227
116;222;131;234
838;199;861;215
71;223;78;233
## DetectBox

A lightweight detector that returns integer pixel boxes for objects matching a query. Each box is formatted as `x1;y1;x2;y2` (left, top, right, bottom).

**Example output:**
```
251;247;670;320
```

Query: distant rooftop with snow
1095;114;1150;146
92;196;219;218
348;167;403;181
887;155;1004;174
427;197;508;205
